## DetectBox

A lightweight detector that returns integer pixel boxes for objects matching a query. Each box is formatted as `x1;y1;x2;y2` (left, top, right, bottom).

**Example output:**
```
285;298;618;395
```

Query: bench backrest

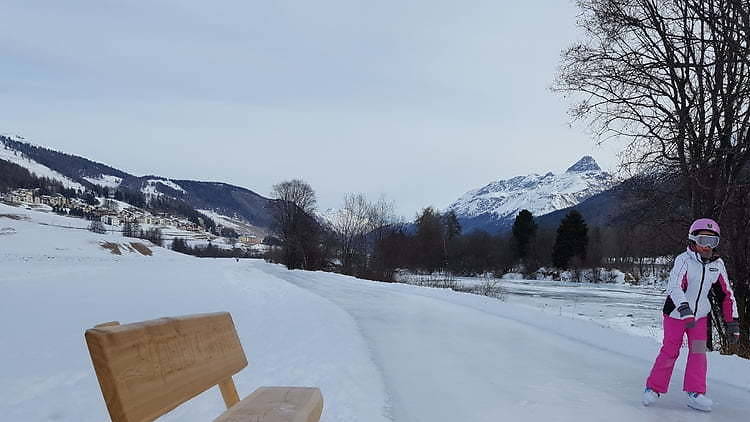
85;312;248;422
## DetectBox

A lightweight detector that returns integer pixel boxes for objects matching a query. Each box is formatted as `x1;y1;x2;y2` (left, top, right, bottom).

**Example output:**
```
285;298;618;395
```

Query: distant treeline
0;159;80;197
170;238;262;259
265;180;680;284
0;135;129;189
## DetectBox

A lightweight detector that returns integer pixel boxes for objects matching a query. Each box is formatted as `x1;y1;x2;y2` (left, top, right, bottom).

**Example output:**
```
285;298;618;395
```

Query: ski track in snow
257;264;750;422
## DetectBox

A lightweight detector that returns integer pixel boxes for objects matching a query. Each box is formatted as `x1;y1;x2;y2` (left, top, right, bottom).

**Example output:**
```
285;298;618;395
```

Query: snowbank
0;204;389;422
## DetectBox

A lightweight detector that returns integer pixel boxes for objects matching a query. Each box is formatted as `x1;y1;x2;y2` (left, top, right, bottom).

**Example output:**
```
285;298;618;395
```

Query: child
642;218;740;411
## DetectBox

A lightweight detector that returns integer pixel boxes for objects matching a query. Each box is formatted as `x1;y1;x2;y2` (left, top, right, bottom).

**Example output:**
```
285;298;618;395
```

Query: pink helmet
689;218;720;236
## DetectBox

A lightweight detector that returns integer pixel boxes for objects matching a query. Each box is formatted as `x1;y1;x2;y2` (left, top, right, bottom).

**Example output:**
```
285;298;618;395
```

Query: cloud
0;0;620;217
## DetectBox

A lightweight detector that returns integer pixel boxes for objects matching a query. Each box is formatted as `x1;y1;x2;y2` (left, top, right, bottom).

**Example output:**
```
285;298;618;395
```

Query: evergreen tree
441;210;462;272
131;221;142;238
88;220;106;234
512;209;537;261
414;207;445;272
171;238;191;254
552;210;589;269
443;211;462;241
122;221;132;237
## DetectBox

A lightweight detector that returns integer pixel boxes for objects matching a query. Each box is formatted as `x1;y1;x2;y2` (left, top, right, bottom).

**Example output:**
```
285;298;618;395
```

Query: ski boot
686;392;712;412
642;388;660;406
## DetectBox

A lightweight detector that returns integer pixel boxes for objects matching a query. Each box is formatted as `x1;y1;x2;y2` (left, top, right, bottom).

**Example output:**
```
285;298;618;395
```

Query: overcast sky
0;1;622;218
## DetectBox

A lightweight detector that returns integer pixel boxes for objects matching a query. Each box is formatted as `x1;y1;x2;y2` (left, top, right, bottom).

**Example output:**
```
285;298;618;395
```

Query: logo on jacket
709;268;719;272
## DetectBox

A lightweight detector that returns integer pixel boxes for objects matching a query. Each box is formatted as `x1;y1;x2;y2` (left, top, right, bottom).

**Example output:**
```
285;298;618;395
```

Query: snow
566;155;602;173
142;179;186;196
0;142;85;191
267;269;750;421
492;278;666;340
94;197;134;212
156;179;185;192
83;175;122;189
316;208;339;227
449;156;613;220
398;273;666;340
0;203;388;422
198;209;268;238
2;202;750;422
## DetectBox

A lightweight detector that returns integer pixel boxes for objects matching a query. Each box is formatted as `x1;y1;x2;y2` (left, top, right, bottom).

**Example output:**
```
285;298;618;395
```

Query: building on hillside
40;194;69;207
101;215;122;226
238;235;260;245
118;209;136;223
9;188;39;204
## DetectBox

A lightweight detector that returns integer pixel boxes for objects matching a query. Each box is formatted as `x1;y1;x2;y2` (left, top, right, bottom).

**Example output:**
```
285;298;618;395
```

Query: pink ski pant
646;315;708;394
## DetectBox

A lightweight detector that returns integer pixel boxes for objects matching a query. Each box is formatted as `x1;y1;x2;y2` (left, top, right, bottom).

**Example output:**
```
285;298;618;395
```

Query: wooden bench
85;312;323;422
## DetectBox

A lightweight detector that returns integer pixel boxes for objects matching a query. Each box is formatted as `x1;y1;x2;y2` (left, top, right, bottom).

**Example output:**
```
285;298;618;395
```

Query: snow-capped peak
566;155;601;173
448;156;613;223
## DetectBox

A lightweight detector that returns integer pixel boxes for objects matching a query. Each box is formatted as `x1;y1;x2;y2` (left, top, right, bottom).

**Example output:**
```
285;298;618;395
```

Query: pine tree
552;210;589;269
512;209;537;261
442;210;462;272
443;211;462;241
131;221;142;238
415;207;445;272
88;220;106;234
122;221;132;237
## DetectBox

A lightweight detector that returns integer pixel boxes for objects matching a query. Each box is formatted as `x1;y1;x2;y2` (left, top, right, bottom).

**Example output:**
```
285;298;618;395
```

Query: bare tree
366;196;397;256
555;0;750;354
272;179;317;215
329;194;396;277
270;179;321;270
330;194;371;275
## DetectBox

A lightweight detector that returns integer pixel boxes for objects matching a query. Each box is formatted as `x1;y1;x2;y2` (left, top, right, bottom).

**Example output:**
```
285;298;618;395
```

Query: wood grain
85;312;247;422
218;377;240;409
212;387;324;422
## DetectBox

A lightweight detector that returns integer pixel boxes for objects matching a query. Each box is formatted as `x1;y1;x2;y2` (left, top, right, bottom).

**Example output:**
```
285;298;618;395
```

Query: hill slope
0;135;274;230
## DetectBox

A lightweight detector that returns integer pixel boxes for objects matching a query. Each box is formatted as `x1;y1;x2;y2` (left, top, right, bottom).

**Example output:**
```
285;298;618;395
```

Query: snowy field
2;203;750;421
496;278;666;340
402;273;666;340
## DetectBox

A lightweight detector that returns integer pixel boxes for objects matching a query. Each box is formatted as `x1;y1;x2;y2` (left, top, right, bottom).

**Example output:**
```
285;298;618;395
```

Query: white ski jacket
664;248;739;322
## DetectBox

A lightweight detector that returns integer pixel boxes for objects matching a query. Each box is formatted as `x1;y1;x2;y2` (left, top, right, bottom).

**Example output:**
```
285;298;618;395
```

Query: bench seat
214;387;323;422
85;313;324;422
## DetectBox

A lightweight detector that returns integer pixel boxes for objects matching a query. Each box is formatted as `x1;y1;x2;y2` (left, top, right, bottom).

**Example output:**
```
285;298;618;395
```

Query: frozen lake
496;279;666;340
426;276;669;341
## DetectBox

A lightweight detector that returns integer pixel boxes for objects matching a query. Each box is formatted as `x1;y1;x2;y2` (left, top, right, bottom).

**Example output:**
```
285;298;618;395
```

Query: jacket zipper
694;256;706;318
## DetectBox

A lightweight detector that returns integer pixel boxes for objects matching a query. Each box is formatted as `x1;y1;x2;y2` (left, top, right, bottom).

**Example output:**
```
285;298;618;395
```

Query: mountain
535;186;626;230
449;156;614;233
0;135;274;233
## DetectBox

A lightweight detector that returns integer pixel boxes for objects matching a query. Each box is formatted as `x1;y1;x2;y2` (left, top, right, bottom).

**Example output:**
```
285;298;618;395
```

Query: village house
8;188;39;204
101;215;122;226
3;187;217;237
238;234;260;246
39;193;69;208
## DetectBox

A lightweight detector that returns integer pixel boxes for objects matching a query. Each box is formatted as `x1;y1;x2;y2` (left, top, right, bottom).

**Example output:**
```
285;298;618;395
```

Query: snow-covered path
257;263;750;422
3;204;749;422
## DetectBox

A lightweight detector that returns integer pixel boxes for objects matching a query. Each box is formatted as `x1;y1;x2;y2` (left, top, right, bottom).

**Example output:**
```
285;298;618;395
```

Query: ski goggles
689;234;720;249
